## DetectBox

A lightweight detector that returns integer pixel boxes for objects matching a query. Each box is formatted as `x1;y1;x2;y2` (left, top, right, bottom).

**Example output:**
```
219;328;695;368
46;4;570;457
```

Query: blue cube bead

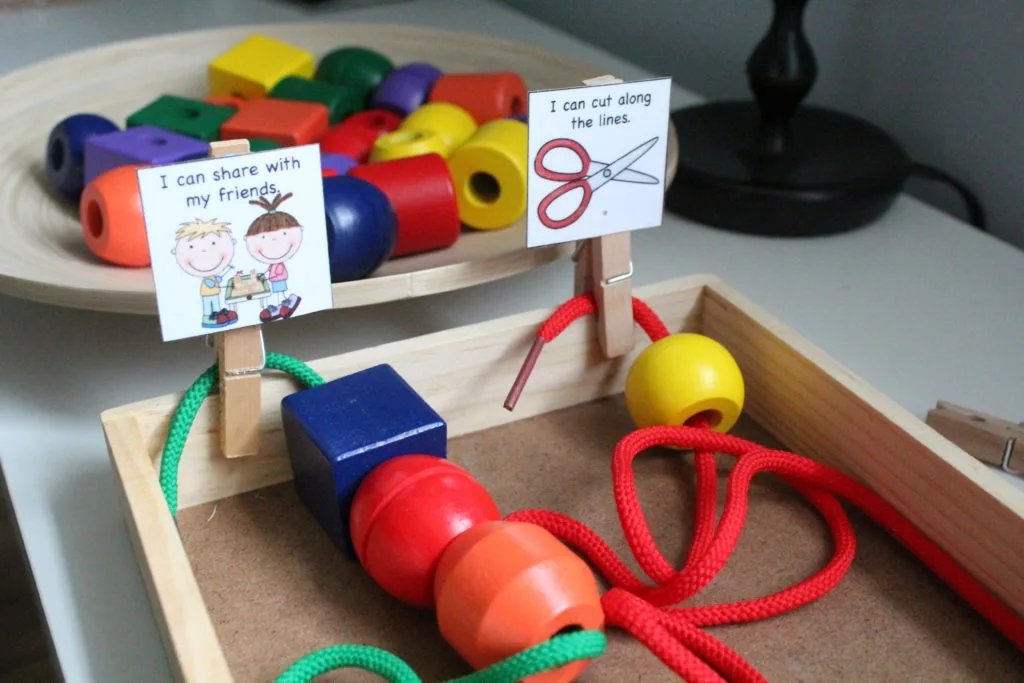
83;125;210;187
281;363;447;556
45;114;119;200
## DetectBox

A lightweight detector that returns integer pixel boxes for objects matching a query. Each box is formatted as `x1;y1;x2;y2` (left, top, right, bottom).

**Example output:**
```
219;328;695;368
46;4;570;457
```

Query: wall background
499;0;1024;250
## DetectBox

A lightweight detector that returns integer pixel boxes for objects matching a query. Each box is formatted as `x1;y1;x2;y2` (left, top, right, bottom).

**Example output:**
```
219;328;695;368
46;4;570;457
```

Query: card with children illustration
136;143;333;342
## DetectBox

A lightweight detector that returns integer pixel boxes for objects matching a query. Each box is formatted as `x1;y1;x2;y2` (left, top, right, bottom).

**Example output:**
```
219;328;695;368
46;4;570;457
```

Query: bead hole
151;137;168;146
182;108;202;118
510;95;524;115
85;200;104;240
553;624;583;638
469;172;501;204
48;138;66;171
688;410;722;428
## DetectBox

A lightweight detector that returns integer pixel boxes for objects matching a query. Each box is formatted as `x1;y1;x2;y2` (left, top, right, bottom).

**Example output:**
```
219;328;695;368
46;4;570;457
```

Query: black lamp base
665;101;912;236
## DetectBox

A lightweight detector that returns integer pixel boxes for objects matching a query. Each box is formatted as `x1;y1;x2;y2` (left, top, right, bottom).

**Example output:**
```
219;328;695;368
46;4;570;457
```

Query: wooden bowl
0;22;679;315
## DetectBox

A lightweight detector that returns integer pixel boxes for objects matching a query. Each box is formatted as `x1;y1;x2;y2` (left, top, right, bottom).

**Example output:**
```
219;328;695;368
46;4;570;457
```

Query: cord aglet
504;337;546;411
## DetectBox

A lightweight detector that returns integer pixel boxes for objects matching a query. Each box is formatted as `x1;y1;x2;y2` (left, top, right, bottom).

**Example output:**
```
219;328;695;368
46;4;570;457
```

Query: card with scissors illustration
525;76;672;248
136;143;333;343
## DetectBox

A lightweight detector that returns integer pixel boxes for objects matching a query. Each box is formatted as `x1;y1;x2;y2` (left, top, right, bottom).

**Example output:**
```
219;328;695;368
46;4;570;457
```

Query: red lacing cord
503;293;1024;682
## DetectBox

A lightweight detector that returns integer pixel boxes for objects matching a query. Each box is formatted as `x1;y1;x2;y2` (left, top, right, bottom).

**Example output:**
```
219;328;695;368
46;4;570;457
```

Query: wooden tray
0;22;679;315
100;274;1024;681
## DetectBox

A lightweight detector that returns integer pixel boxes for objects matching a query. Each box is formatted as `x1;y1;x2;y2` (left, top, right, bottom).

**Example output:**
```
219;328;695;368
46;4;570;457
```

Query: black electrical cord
909;163;987;232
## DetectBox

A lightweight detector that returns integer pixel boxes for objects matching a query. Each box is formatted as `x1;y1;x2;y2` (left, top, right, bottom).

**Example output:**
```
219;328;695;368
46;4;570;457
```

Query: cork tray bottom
177;397;1024;682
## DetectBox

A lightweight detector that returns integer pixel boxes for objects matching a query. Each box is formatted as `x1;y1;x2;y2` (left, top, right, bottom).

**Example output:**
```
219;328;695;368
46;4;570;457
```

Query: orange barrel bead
434;520;604;683
428;72;527;124
350;455;501;608
79;164;150;267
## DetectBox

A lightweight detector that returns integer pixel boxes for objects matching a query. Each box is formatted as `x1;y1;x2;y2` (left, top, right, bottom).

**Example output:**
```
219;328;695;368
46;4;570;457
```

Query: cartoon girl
245;192;303;321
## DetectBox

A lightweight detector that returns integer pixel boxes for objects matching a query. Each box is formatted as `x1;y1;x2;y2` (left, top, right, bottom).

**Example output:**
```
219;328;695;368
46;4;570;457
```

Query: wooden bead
126;95;235;142
79;164;150;267
320;123;378;163
349;153;460;258
45;113;118;201
321;152;357;176
447;119;527;230
203;94;247;109
624;333;745;433
322;174;397;282
208;34;314;99
315;47;393;105
220;99;329;147
281;364;446;557
396;62;442;84
340;109;402;137
369;129;448;163
350;455;500;607
269;75;362;124
83;125;208;188
399;102;477;153
434;520;604;683
429;72;527;124
371;70;433;117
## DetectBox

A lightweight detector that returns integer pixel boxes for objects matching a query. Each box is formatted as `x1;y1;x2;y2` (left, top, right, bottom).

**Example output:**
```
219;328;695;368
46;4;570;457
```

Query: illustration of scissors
535;136;659;229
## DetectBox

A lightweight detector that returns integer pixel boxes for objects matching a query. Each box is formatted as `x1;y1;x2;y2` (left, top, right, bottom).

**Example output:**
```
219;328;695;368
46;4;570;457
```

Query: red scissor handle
536;138;593;229
538;179;592;229
534;138;591;181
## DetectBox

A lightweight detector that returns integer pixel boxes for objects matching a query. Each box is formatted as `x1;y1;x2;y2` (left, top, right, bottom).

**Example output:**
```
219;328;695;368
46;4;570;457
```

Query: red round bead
350;455;500;607
348;153;461;258
319;123;379;163
340;109;402;136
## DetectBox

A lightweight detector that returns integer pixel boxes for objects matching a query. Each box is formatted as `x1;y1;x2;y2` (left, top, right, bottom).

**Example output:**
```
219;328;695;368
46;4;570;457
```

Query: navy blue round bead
323;175;398;282
45;114;119;200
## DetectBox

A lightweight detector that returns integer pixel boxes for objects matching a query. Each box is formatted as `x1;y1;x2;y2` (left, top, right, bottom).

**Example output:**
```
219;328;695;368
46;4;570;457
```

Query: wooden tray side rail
100;274;1024;683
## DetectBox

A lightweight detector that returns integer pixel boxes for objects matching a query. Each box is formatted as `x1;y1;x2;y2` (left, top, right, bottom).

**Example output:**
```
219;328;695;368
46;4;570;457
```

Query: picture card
525;76;672;248
137;144;333;342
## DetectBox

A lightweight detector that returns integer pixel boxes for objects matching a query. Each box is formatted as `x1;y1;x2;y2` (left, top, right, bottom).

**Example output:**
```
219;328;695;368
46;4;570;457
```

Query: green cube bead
269;76;362;124
249;138;283;152
314;47;393;105
126;95;234;142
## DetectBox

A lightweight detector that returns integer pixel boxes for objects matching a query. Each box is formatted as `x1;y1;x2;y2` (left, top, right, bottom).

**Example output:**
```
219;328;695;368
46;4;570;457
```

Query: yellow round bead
399;102;478;153
624;333;745;433
369;129;448;163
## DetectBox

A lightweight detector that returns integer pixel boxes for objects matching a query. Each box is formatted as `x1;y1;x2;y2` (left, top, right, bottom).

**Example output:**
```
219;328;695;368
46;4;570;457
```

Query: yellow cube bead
208;34;315;100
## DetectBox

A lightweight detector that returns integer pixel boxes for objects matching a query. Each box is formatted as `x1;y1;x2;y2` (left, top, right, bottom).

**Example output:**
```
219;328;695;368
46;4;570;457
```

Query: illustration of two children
173;192;303;329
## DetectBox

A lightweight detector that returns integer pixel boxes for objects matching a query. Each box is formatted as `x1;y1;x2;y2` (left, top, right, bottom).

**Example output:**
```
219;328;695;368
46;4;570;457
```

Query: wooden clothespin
210;139;265;459
574;75;634;359
926;401;1024;475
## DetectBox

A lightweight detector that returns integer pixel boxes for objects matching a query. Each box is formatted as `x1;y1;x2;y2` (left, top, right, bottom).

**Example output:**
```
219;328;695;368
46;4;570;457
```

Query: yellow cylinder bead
369;129;448;163
400;102;478;154
447;119;527;230
624;334;745;434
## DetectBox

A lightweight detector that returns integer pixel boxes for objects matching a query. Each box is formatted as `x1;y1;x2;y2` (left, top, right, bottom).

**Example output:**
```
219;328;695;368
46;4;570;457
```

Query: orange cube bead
219;99;329;147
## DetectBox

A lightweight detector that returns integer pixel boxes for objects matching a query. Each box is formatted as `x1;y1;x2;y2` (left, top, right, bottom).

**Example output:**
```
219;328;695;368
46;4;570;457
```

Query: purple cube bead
84;125;209;187
321;152;358;176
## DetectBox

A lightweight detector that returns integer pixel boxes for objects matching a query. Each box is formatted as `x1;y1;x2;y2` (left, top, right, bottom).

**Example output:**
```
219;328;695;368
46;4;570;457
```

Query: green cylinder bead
315;47;394;105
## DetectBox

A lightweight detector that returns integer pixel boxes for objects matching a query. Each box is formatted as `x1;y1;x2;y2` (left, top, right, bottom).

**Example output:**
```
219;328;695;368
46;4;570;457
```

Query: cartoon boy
173;218;238;329
245;192;303;321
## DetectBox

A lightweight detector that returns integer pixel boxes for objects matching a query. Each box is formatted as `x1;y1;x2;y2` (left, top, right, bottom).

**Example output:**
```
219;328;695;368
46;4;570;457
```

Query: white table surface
1;0;1022;681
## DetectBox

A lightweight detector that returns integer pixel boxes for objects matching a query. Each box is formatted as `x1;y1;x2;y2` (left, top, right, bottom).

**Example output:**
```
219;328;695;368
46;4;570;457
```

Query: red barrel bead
319;123;379;163
348;153;461;257
350;455;500;607
428;72;527;124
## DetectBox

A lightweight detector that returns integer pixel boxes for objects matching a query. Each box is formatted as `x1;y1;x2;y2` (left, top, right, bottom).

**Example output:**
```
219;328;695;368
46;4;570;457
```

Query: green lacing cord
156;352;607;683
